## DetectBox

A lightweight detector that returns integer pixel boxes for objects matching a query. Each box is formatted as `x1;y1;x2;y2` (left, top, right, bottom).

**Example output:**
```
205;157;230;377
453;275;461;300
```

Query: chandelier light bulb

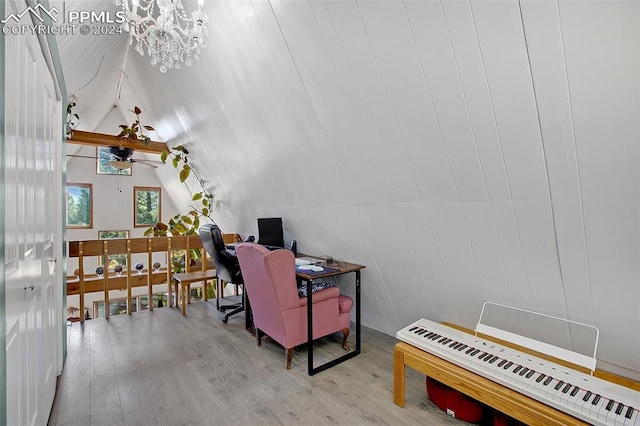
115;0;208;72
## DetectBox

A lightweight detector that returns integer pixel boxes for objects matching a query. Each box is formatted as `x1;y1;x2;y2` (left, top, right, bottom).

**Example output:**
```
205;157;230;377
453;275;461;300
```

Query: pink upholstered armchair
235;243;353;369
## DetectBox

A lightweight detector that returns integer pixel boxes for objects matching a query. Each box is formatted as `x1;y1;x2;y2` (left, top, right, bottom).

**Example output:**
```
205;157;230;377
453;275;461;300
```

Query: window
66;183;93;228
98;230;129;267
134;186;161;227
96;147;132;175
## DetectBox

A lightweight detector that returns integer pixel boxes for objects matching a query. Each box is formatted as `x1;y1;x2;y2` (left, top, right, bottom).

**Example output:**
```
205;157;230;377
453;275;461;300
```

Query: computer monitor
257;217;284;248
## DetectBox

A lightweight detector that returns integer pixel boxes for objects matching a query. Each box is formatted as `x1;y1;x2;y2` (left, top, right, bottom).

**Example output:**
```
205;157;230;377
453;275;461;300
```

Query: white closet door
4;0;63;424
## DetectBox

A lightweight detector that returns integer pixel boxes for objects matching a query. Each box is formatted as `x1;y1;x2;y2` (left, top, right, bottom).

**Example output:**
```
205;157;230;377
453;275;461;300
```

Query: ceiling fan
67;146;163;170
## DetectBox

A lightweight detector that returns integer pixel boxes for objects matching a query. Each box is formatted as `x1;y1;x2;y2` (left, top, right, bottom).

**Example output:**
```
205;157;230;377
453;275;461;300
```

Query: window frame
66;182;93;229
133;186;161;228
96;147;132;176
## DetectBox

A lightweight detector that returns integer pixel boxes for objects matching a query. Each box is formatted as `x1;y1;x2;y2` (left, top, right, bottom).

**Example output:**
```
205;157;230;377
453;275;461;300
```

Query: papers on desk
297;264;324;272
295;257;322;266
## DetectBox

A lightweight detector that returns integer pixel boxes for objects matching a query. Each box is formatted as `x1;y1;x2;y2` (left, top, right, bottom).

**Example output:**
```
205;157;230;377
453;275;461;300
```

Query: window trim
133;186;161;228
66;182;93;229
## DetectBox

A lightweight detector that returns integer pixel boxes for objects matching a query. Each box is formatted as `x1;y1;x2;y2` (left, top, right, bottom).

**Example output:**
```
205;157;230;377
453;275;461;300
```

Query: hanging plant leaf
174;222;188;234
179;165;191;182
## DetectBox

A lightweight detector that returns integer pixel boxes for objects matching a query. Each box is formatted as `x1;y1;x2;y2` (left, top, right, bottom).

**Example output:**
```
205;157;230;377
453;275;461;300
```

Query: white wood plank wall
57;0;639;380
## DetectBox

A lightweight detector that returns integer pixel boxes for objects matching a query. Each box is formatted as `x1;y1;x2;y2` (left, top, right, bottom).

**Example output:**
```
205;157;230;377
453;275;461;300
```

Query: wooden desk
171;270;217;316
295;257;365;376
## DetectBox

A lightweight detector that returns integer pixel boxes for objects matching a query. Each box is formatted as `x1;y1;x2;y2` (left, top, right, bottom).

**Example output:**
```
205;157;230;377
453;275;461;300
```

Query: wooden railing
67;234;239;321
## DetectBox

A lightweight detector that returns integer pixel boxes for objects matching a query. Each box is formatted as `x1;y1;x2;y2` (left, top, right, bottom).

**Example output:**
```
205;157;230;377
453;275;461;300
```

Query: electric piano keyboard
397;319;640;426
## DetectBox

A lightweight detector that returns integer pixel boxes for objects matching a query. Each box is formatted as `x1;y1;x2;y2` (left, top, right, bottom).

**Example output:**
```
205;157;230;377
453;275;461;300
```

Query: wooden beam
67;130;169;154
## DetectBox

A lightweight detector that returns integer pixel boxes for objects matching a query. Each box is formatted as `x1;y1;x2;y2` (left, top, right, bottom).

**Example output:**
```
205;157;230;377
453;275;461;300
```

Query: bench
171;270;217;316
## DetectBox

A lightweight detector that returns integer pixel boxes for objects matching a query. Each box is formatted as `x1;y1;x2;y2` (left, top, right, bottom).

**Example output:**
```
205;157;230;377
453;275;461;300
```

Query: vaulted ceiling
54;0;640;379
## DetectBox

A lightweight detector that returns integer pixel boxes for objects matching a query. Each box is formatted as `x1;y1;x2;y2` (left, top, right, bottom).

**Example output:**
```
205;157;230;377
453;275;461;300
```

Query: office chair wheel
222;316;229;324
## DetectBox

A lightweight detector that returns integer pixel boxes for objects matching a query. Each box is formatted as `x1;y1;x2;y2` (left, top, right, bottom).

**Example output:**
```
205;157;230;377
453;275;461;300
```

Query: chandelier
116;0;209;73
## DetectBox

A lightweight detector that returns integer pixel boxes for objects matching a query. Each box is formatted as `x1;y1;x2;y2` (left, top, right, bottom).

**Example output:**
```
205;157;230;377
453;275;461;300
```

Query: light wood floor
48;298;468;426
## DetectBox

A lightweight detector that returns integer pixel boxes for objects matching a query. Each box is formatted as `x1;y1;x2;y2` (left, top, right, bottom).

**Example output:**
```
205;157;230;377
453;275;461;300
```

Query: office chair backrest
198;223;237;283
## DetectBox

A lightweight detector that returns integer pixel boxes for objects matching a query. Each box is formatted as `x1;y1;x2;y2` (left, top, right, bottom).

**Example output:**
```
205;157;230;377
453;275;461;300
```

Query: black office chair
198;224;244;323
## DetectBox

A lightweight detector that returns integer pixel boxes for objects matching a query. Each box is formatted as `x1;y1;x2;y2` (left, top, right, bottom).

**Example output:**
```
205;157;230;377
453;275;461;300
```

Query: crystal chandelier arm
118;0;208;72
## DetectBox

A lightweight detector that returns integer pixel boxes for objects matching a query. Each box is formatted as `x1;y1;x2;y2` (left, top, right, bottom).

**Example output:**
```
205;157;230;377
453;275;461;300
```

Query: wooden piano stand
393;342;589;426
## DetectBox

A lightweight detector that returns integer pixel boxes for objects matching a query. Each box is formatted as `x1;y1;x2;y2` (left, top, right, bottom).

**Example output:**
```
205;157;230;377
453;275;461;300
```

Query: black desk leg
307;270;361;375
306;279;314;375
356;270;361;354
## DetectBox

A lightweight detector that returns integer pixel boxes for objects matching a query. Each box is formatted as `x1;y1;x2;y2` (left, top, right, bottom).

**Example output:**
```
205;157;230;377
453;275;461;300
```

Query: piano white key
567;387;588;410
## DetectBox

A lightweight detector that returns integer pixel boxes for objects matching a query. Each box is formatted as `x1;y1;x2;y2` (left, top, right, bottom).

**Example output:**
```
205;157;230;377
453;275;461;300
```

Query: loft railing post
79;242;85;323
185;236;191;305
147;238;153;311
167;237;173;307
127;239;132;315
202;248;208;301
103;240;110;320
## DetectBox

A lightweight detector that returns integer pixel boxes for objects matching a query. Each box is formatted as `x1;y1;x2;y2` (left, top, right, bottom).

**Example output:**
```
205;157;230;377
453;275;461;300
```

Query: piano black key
562;383;572;394
465;347;474;355
417;329;427;335
513;365;522;374
518;367;528;376
625;406;634;419
498;359;507;368
606;399;614;411
450;341;459;348
504;361;513;370
470;349;480;356
570;386;579;397
438;336;448;344
591;394;601;405
543;376;553;386
457;344;467;351
489;356;499;364
525;369;535;379
409;326;418;332
536;373;545;383
615;402;624;415
583;391;592;402
554;380;564;391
